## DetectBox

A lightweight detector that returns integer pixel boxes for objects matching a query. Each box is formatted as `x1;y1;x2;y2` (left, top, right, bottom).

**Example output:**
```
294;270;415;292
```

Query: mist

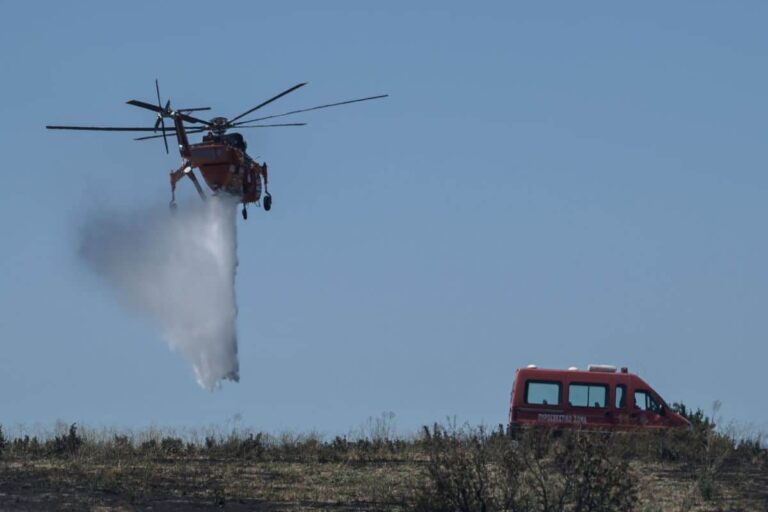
79;196;240;389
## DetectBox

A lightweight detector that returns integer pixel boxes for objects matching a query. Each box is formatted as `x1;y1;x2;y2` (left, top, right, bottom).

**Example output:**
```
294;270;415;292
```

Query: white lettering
537;413;587;425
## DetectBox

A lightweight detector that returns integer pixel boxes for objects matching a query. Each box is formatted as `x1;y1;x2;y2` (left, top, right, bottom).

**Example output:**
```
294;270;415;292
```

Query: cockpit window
226;133;246;151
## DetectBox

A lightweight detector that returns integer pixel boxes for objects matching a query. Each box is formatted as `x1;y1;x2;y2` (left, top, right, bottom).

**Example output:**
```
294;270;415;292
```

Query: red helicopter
47;81;387;219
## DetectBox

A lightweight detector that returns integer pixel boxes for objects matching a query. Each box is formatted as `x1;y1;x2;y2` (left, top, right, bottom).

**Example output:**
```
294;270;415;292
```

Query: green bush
45;423;82;457
414;425;638;512
160;436;184;456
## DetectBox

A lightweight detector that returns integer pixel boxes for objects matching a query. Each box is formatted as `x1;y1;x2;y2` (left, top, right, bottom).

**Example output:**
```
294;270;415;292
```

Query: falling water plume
79;196;240;389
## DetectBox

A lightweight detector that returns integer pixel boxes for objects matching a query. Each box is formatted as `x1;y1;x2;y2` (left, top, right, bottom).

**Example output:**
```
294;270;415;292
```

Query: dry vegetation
0;408;766;511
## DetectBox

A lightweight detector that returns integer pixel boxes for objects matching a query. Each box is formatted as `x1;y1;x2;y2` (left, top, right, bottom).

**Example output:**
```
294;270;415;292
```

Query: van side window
615;384;626;409
525;381;561;406
634;390;663;414
569;383;607;408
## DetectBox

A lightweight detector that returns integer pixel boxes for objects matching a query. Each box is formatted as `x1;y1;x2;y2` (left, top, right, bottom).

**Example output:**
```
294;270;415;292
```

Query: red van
508;364;691;430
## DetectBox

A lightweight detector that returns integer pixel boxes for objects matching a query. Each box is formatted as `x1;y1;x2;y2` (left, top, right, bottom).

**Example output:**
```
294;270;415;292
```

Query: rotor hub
210;117;230;135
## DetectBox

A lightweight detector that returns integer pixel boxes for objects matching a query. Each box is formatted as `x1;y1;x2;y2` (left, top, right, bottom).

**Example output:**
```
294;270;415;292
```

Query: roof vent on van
527;364;537;369
588;364;617;373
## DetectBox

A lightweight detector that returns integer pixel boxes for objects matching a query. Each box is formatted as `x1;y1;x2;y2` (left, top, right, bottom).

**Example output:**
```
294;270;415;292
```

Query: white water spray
80;196;240;389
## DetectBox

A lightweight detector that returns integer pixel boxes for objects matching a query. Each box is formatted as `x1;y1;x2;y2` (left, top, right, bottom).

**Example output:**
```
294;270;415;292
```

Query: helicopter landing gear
241;205;248;220
263;192;272;211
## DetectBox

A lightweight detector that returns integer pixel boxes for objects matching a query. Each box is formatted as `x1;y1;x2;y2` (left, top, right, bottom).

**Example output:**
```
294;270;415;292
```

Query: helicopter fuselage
180;138;266;205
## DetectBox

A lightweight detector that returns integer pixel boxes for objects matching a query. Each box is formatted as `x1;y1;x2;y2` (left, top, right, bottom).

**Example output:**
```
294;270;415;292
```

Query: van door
613;384;631;428
566;382;611;427
631;389;667;428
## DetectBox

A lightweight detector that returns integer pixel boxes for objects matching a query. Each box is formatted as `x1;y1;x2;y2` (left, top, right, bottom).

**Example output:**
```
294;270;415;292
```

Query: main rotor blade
233;94;388;125
47;125;171;131
126;99;163;113
235;123;307;128
178;107;211;112
153;82;164;131
160;117;169;153
178;112;211;125
132;122;307;141
228;82;307;124
161;129;169;151
127;100;211;125
155;79;163;109
133;127;207;141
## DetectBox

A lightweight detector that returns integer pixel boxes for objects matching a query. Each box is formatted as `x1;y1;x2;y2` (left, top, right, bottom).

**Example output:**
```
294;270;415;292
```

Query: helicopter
46;81;387;219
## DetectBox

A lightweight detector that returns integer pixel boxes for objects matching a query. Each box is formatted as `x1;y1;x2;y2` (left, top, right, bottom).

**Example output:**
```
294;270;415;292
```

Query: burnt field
0;416;766;511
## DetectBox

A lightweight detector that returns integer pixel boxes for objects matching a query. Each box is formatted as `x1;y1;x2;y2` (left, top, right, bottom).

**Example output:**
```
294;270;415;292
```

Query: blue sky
1;1;767;435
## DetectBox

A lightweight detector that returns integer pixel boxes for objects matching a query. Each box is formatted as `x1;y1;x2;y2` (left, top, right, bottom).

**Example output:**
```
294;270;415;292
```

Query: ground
1;455;766;511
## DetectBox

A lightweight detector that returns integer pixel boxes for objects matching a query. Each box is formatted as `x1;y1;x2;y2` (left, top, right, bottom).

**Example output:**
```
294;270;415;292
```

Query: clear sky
1;1;767;435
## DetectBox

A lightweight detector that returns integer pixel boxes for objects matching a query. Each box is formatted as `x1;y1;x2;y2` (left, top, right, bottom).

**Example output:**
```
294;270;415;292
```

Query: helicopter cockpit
202;131;247;151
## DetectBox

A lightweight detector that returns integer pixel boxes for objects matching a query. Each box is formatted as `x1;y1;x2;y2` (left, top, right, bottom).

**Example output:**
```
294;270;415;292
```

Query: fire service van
508;364;691;430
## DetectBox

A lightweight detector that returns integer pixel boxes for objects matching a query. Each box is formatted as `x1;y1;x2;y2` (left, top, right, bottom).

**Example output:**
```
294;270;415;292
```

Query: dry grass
0;418;765;511
0;457;416;511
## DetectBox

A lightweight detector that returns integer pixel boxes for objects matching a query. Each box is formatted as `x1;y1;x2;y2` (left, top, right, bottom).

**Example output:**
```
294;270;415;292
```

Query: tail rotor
154;79;170;153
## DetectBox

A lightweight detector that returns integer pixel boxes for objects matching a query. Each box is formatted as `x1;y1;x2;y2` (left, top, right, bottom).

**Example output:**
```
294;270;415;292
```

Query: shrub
414;424;501;512
160;436;184;456
139;439;158;454
414;425;638;512
46;423;83;457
